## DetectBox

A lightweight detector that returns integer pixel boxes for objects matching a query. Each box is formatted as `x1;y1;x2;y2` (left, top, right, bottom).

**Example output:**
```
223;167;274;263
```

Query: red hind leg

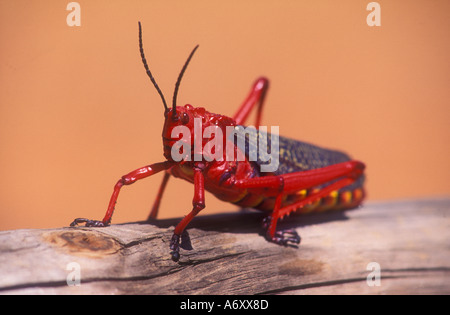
262;193;301;245
266;176;356;243
235;160;365;244
232;77;269;128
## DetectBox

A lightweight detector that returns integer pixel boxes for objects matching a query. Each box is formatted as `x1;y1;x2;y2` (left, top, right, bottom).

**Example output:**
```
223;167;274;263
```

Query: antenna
138;22;199;118
172;45;199;120
138;21;168;111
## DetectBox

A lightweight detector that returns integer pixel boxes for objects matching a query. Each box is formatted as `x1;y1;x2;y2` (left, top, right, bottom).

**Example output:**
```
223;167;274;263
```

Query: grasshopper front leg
169;163;206;261
70;161;173;227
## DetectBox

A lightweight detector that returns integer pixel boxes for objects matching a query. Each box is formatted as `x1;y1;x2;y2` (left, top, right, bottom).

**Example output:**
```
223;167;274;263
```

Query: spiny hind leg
263;176;362;246
262;194;300;246
235;161;365;246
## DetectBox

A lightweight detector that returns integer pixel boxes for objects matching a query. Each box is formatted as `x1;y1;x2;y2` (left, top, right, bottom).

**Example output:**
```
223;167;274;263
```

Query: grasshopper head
138;21;199;161
162;104;195;161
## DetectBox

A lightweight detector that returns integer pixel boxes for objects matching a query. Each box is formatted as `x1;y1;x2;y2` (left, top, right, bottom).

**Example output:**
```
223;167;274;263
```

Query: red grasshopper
71;22;365;261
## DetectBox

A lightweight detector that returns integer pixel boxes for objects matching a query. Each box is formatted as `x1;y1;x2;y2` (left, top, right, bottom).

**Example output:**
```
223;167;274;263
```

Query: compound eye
181;112;189;124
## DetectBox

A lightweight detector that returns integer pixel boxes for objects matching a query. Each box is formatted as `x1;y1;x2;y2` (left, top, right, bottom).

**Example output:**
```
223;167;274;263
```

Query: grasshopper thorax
162;104;236;162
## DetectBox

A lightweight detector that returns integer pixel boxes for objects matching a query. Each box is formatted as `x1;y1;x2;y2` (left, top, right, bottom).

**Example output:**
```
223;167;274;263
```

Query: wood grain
0;198;449;294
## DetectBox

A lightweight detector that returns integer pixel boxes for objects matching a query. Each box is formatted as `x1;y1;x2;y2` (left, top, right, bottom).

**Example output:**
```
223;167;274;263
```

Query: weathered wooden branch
0;198;449;294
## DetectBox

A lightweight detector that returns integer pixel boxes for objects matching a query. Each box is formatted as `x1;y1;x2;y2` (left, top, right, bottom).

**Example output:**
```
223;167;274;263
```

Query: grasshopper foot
268;229;301;246
169;234;181;262
262;216;301;246
169;230;193;262
70;218;108;227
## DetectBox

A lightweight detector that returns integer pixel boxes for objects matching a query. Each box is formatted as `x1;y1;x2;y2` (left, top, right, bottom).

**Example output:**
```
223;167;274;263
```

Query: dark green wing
232;125;350;176
275;134;351;175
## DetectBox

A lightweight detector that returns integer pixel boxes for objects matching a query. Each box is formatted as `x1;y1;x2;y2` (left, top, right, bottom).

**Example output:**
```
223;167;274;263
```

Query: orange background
1;0;449;230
